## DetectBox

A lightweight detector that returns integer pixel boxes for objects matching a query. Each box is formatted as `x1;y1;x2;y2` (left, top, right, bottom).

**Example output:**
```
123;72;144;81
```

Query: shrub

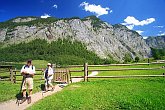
135;56;140;62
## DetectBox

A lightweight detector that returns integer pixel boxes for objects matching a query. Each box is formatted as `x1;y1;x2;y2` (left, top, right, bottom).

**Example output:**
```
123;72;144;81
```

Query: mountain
0;16;151;62
145;36;165;49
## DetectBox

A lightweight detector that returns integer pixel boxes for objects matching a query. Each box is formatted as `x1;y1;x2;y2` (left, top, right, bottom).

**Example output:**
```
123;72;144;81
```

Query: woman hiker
44;63;55;91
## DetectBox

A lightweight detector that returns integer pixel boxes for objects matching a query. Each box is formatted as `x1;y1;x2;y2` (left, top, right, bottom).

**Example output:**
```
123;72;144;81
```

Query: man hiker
20;59;35;104
44;63;55;91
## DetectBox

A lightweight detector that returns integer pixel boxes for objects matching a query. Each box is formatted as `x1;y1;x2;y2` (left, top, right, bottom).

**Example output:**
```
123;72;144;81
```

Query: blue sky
0;0;165;37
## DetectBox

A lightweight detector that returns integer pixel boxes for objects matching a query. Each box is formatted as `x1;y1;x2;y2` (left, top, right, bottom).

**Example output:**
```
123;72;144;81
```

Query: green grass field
0;60;165;109
27;60;165;110
28;78;165;110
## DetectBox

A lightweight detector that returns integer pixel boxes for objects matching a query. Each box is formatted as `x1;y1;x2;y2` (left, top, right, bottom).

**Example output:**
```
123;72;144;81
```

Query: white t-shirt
21;65;36;75
44;67;54;80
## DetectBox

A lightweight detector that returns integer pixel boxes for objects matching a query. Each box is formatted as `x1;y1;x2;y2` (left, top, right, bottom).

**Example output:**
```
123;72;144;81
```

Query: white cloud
158;32;165;36
122;16;155;30
153;25;164;28
53;4;58;8
80;2;112;17
110;10;113;13
125;24;134;30
136;30;144;35
143;36;148;39
41;13;51;18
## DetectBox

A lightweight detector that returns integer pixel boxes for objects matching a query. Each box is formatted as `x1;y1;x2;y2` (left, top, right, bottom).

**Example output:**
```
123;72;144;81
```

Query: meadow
0;60;165;110
28;78;165;110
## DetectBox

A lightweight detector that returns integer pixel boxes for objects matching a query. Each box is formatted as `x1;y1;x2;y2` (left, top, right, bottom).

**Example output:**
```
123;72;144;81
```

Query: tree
151;48;164;60
124;53;132;63
0;38;115;65
135;56;140;62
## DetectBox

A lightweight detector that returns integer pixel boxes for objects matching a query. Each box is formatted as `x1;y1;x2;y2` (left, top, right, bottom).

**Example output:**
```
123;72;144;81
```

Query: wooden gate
53;68;70;84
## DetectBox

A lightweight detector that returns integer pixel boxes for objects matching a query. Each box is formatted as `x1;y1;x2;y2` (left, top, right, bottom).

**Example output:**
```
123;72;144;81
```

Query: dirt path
0;72;97;110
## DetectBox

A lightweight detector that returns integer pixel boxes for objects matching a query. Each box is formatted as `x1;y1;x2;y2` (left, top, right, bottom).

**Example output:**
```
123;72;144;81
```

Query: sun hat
47;63;51;66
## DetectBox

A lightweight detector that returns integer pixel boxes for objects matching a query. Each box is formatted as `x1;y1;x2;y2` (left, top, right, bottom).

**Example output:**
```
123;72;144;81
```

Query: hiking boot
27;96;31;104
51;87;55;91
20;97;26;104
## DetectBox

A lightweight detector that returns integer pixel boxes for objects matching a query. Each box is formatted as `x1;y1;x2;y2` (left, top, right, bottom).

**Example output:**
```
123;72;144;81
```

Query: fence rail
0;62;165;83
69;62;165;82
68;62;165;68
87;75;165;78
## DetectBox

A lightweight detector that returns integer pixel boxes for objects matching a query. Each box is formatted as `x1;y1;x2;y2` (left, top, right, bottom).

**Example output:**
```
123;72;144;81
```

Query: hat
47;63;51;66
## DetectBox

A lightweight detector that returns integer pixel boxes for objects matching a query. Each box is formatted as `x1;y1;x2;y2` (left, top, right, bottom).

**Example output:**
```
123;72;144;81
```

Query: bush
135;56;140;62
124;53;132;63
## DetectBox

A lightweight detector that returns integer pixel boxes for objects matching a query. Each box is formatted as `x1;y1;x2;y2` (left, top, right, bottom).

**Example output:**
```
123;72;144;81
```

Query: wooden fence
53;68;70;84
11;68;70;84
69;62;165;82
0;62;165;83
0;65;13;81
0;67;70;84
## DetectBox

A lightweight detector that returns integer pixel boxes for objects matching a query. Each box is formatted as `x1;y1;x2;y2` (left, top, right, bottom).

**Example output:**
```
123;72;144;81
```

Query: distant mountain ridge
0;16;154;61
145;36;165;49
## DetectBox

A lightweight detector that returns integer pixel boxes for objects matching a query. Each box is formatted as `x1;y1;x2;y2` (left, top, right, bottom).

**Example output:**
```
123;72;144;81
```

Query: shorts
22;77;33;90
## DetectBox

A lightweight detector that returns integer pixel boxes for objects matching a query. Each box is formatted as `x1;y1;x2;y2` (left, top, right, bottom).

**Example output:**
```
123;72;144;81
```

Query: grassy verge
0;81;20;102
0;80;45;102
28;78;165;110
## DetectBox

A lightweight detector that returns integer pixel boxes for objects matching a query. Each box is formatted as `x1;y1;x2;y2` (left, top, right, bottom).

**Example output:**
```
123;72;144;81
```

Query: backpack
24;65;34;70
44;68;48;79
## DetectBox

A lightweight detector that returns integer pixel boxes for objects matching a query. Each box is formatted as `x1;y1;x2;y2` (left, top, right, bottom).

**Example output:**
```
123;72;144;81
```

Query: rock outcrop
145;36;165;49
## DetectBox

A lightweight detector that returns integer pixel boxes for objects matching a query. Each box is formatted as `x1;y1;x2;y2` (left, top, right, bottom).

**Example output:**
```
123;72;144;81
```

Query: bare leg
48;80;54;90
27;89;32;104
29;89;32;97
22;89;26;97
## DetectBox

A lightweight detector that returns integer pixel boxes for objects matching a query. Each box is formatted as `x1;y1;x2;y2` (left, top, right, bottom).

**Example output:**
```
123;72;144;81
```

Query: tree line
0;39;115;65
151;48;165;60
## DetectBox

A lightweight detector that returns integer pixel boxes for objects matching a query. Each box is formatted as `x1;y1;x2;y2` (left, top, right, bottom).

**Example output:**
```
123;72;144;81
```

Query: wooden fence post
9;67;13;82
69;70;72;83
84;63;88;82
66;69;70;84
148;59;150;66
14;68;16;83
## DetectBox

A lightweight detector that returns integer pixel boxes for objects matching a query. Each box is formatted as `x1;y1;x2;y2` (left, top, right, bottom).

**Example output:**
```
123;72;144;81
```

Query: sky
0;0;165;37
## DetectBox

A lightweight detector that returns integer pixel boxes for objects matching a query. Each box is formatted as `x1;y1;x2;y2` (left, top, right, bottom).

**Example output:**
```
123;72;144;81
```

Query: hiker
44;63;55;91
20;59;35;104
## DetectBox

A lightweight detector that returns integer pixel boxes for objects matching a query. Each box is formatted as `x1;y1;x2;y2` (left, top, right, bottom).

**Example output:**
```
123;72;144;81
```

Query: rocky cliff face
0;16;151;61
12;17;37;23
145;36;165;49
